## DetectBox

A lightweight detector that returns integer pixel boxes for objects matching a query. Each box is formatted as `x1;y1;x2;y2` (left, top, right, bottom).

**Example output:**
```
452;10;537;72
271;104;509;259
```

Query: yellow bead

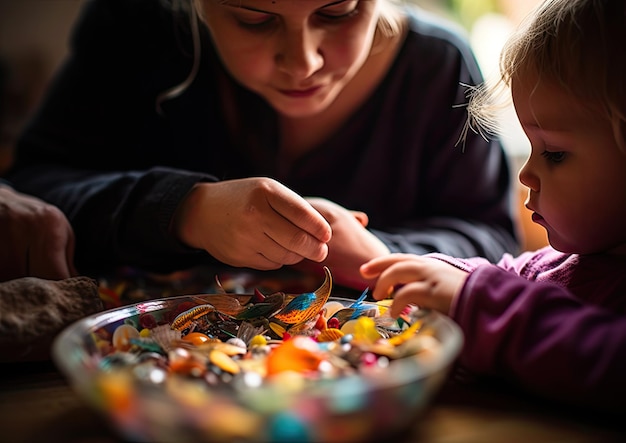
249;334;267;347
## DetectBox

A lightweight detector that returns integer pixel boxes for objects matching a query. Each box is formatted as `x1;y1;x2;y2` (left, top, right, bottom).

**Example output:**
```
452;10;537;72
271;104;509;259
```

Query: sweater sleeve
452;265;626;414
6;0;216;274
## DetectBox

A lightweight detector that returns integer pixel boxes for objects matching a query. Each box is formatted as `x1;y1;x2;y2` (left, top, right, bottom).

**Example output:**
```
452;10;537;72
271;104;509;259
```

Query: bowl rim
52;294;464;393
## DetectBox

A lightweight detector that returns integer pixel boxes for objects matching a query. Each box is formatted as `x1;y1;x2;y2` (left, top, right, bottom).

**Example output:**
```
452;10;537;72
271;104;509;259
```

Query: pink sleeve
451;265;626;414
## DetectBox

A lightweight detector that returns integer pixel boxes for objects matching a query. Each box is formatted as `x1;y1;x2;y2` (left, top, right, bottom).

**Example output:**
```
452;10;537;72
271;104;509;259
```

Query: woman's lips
279;86;322;98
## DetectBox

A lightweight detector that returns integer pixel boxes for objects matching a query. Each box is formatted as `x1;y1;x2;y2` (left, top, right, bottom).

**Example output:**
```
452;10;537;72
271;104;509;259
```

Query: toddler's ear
351;211;369;227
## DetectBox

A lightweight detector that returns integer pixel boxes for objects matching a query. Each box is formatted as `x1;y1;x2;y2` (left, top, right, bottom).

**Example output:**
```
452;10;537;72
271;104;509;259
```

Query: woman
7;0;518;289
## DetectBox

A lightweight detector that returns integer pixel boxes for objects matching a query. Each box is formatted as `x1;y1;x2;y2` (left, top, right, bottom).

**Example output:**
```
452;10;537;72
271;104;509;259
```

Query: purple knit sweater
429;247;626;413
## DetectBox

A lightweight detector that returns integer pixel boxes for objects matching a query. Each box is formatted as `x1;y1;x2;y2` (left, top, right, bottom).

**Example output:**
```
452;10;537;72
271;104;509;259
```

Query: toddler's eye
541;150;566;163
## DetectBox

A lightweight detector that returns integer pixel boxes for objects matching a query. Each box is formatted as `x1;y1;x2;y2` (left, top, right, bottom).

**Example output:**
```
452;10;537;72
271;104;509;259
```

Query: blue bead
267;411;311;442
340;333;354;344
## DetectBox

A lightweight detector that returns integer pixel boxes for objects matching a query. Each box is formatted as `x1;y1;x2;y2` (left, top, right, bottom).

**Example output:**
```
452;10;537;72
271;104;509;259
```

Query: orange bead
314;313;327;331
182;332;211;346
266;336;324;376
317;328;344;342
168;348;206;376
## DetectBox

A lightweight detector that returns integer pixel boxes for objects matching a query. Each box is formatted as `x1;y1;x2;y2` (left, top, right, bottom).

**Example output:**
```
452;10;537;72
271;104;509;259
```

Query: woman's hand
360;253;468;317
294;197;390;290
0;185;78;282
170;178;332;270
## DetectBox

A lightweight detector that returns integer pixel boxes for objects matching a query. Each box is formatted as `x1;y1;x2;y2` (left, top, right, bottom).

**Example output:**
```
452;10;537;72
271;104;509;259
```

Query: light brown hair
465;0;626;150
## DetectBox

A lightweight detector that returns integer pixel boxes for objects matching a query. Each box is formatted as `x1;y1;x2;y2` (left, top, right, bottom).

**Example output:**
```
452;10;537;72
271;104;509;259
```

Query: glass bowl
52;277;463;443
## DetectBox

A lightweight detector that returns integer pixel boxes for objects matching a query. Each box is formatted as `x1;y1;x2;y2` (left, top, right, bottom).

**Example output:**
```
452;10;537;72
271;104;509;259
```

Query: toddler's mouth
531;212;545;224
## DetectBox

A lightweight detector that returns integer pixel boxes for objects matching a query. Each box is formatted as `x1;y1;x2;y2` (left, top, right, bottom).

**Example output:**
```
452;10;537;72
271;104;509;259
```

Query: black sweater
7;0;519;274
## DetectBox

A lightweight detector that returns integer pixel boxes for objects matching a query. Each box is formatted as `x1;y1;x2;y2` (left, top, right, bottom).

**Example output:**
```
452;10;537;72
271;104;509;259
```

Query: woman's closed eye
317;0;360;21
235;12;276;29
234;1;360;29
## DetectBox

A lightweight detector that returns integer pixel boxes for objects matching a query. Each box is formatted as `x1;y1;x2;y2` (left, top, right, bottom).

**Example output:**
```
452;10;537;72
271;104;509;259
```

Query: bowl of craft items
52;267;463;443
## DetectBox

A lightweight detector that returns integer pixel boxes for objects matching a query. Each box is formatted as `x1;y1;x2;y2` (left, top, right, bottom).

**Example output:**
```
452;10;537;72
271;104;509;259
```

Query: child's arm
453;265;626;413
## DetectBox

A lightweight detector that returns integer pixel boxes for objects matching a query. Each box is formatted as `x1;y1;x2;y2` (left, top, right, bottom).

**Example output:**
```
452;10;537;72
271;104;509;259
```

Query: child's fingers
368;261;426;301
388;282;431;317
360;253;424;278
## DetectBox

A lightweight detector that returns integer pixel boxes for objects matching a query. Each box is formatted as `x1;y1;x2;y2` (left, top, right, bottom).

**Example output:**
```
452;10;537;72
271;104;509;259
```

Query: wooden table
1;360;624;443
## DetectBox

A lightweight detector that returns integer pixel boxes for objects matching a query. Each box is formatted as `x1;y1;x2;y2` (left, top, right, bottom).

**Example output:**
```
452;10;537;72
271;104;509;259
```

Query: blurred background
0;0;546;250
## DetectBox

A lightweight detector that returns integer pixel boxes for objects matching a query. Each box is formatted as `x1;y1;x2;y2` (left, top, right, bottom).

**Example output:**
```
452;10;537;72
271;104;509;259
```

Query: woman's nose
275;27;323;80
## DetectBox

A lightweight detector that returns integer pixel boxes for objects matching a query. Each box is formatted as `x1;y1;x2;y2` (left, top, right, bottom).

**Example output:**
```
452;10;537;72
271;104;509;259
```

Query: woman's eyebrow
226;4;271;13
322;0;350;7
223;0;350;14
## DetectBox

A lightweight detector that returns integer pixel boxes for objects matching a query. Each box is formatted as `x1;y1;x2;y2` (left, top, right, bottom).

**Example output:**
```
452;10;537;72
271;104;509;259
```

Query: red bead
327;318;340;329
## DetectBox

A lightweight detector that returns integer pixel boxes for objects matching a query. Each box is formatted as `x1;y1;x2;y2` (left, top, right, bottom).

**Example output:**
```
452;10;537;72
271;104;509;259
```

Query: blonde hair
465;0;626;150
376;0;405;38
157;0;405;112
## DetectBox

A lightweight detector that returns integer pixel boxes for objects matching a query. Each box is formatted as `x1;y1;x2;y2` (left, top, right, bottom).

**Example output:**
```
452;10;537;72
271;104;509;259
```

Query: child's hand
360;253;468;318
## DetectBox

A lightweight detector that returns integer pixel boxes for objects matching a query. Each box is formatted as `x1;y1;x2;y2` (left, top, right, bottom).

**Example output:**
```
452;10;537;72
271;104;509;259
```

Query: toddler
361;0;626;414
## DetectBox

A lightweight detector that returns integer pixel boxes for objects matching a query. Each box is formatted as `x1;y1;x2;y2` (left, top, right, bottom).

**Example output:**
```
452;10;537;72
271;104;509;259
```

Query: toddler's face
513;77;626;255
197;0;380;118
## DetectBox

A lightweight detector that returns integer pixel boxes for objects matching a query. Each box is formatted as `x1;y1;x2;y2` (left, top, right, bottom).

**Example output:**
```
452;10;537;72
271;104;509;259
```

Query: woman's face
197;0;380;118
